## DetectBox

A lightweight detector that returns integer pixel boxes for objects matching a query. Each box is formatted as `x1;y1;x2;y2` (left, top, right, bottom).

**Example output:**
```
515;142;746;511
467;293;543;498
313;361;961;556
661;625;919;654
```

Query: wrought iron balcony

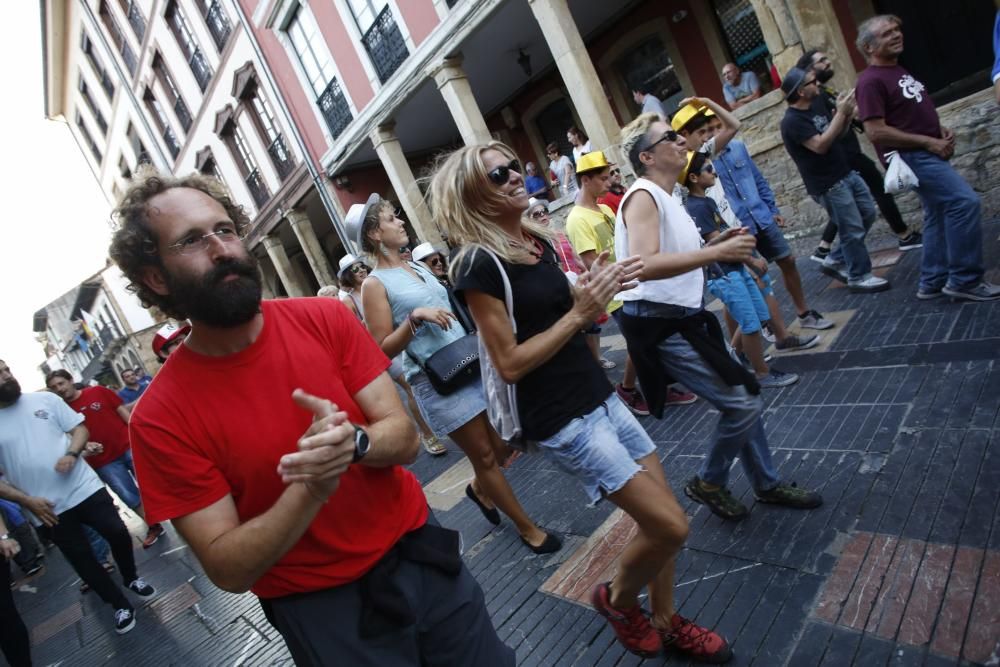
126;2;146;41
174;97;192;132
188;47;213;91
245;169;269;207
361;5;409;84
163;127;180;159
205;0;232;51
267;135;294;180
317;78;352;139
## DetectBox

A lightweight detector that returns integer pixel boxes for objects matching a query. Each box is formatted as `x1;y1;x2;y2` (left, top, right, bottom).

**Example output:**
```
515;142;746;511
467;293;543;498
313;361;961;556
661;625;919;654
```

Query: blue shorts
95;451;141;510
536;395;657;505
708;268;770;334
750;223;792;262
757;271;775;297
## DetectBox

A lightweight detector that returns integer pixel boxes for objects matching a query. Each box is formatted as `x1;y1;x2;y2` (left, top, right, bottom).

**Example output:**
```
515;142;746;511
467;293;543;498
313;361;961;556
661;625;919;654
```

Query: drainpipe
229;0;350;248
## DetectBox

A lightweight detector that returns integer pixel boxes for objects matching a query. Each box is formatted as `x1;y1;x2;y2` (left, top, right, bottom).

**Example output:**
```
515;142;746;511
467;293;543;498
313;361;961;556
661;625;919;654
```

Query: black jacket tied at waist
360;521;461;638
619;307;760;419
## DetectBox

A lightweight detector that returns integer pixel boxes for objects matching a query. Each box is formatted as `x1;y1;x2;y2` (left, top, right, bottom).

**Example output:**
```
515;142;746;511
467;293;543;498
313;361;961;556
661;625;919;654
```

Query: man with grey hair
722;63;761;109
855;14;999;301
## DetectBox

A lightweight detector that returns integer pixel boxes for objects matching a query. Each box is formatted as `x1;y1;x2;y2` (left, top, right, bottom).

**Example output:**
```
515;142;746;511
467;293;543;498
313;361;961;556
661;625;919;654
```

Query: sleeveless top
370;261;466;380
614;177;705;309
341;290;364;322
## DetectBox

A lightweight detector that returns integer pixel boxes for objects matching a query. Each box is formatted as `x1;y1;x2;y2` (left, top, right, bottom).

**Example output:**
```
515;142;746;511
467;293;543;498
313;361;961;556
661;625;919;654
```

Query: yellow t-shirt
565;203;621;315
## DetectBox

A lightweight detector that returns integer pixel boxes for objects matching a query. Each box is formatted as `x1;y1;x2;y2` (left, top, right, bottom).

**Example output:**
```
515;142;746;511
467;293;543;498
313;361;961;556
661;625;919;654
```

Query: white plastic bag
883;151;919;194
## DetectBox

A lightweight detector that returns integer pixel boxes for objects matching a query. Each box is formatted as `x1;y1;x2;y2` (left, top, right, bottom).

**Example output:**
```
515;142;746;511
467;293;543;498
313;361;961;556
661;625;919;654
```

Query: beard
816;68;834;84
164;255;263;327
0;379;22;403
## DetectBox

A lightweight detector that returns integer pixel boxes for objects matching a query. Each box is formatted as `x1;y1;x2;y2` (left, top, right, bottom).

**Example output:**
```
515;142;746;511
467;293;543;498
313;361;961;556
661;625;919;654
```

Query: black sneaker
898;232;923;251
754;482;823;509
774;334;820;351
114;607;136;634
810;246;830;263
127;578;155;597
942;282;1000;302
683;477;748;520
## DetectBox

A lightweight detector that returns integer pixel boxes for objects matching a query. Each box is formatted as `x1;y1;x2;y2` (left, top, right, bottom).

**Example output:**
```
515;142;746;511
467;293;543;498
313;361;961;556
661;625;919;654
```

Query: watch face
353;426;371;462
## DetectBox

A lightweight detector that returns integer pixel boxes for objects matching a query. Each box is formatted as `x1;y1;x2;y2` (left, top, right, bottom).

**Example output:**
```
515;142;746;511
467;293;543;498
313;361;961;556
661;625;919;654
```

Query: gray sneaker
774;334;820;351
757;369;799;388
797;309;834;330
848;276;891;293
942;282;1000;302
916;286;944;300
820;259;848;283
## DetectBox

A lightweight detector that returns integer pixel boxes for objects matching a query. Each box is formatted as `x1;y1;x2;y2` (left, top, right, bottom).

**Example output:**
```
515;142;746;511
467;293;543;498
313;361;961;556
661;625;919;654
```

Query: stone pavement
8;220;1000;666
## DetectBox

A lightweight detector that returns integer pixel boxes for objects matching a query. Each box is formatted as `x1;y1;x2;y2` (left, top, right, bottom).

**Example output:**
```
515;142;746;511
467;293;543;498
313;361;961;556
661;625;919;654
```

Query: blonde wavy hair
427;141;552;281
620;112;662;176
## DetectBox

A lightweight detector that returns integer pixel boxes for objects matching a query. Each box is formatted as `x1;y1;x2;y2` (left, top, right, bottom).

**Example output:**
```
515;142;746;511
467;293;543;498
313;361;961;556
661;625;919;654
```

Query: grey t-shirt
641;94;668;118
0;391;103;524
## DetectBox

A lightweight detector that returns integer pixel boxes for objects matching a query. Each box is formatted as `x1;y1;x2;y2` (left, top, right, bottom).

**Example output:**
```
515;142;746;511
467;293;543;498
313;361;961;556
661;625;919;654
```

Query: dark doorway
535;98;576;164
874;0;993;105
616;34;685;118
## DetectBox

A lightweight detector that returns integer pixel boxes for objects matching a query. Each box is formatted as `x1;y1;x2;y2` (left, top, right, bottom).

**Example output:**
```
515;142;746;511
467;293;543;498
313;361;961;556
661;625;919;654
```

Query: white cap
343;193;381;251
527;197;547;212
412;242;439;262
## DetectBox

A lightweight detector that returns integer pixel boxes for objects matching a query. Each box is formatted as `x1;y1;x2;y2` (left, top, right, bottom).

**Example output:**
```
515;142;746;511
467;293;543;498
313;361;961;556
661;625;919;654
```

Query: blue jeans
653;331;780;491
95;451;141;510
899;150;984;289
816;171;877;282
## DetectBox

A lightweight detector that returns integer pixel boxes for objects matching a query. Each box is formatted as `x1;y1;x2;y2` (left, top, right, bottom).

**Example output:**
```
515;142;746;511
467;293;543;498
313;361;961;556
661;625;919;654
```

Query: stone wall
738;87;1000;238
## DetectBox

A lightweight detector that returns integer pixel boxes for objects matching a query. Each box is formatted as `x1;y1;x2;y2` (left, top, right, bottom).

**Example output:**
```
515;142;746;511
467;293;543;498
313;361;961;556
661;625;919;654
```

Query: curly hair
108;165;252;320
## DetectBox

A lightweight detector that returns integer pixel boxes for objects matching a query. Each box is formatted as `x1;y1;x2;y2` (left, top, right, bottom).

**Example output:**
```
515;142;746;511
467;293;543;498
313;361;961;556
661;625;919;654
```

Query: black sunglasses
641;130;679;153
349;264;366;274
428;256;443;266
693;163;716;176
487;159;522;186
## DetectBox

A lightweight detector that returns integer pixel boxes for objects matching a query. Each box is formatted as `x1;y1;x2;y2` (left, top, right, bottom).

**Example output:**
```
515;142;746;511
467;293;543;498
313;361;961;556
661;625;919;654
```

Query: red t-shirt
856;64;942;163
128;298;428;598
68;386;130;468
597;189;624;214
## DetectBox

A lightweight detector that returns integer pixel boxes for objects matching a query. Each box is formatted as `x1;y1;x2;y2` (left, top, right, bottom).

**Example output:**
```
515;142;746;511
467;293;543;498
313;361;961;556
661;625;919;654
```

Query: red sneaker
591;582;662;658
661;613;733;663
615;384;650;417
142;523;165;549
665;387;697;406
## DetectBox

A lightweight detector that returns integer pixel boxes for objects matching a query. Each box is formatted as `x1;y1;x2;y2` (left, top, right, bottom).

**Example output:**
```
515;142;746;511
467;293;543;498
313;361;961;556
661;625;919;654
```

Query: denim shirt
713;140;781;233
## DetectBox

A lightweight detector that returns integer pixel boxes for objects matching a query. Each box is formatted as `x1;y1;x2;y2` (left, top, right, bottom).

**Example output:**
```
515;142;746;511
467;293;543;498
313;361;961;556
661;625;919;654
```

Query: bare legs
450;414;548;547
394;376;434;440
776;256;808;316
606;452;689;628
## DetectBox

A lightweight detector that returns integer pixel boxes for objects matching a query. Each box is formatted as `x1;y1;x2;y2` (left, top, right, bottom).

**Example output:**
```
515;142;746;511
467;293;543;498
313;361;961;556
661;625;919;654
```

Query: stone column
429;55;492;146
527;0;625;167
256;251;278;299
286;208;336;287
262;234;308;297
370;122;442;245
784;0;859;90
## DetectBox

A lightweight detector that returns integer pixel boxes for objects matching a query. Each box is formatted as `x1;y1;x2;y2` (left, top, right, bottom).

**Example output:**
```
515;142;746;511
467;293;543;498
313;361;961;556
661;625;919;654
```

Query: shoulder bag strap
481;247;516;336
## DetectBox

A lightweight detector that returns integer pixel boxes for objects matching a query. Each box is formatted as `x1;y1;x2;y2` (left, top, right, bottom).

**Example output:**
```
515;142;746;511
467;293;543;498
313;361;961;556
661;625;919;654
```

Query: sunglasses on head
487;159;522;186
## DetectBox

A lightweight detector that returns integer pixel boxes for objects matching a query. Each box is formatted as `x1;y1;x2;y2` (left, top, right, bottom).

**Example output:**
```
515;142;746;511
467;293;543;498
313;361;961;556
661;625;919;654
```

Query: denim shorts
95;451;141;510
536;394;657;505
707;269;770;334
409;371;487;438
751;223;792;262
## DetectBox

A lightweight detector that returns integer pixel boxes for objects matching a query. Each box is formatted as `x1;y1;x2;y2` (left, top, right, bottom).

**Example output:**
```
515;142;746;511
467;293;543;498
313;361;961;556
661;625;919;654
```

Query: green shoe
754;482;823;509
683;477;748;520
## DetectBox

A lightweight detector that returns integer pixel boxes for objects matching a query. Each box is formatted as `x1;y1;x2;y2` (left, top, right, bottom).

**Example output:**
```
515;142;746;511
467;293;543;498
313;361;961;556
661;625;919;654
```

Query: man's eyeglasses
167;226;243;255
487;159;522;186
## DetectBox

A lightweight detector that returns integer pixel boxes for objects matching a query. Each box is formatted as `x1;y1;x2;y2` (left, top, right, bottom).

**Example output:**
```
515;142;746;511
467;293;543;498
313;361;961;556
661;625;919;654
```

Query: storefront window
712;0;773;95
616;35;684;117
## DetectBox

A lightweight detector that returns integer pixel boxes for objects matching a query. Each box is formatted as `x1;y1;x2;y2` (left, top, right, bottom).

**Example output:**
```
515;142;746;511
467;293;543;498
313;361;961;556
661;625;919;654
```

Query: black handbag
410;267;481;395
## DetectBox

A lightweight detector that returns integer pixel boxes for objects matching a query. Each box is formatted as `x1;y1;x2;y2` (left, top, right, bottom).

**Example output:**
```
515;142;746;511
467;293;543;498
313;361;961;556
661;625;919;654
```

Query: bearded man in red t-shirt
46;370;164;548
107;167;513;666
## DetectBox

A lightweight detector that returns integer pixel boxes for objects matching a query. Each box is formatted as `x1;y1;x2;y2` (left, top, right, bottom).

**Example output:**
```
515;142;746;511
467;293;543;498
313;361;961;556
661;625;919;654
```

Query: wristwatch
352;424;370;463
0;533;10;541
67;450;81;458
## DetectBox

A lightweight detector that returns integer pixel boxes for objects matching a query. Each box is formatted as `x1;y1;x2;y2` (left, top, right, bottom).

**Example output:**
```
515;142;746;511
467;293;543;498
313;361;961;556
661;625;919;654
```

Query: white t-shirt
615;178;705;309
549;155;577;197
0;391;103;523
572;141;592;164
697;138;739;228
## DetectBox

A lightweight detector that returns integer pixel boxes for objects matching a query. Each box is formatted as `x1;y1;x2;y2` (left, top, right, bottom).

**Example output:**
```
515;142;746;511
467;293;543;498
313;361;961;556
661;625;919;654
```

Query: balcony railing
126;2;146;41
361;5;409;84
267;136;294;180
245;169;269;207
187;48;213;91
163;128;180;159
205;0;232;51
174;97;192;132
317;78;352;140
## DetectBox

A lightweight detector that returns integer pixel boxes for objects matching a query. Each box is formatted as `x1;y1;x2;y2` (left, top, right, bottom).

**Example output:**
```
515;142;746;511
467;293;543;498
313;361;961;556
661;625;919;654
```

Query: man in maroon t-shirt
106;168;513;666
855;14;999;302
46;371;164;547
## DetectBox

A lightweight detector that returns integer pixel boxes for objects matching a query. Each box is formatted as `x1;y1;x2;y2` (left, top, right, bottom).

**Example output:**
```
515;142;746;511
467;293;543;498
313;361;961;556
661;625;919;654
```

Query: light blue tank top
370;261;466;380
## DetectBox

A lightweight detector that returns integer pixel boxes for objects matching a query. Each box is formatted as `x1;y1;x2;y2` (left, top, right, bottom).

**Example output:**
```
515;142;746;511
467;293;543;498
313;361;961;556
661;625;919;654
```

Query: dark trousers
0;560;32;667
11;523;42;574
50;489;136;610
822;151;908;243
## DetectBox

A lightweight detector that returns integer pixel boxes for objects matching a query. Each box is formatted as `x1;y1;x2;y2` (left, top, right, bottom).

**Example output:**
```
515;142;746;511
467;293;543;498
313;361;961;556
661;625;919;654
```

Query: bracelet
407;313;421;336
304;483;328;505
